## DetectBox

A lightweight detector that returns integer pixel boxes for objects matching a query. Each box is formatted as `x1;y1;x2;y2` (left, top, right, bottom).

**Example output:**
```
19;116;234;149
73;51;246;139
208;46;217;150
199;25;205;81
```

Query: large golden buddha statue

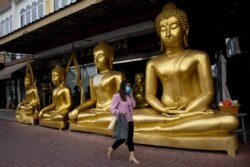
130;3;239;156
15;73;39;125
38;65;72;130
69;42;125;133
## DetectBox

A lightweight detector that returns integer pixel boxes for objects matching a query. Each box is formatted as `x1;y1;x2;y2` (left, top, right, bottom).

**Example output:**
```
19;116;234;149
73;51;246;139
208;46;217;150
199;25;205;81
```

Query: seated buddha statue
132;73;149;108
15;73;39;125
69;42;125;131
131;3;238;155
38;65;72;129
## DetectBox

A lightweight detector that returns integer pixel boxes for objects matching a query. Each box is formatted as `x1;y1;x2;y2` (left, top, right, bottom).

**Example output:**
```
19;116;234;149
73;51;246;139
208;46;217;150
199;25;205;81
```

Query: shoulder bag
112;113;128;140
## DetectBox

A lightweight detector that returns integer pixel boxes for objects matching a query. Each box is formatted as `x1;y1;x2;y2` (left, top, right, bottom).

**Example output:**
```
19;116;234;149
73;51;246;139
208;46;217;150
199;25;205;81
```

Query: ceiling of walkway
0;0;249;55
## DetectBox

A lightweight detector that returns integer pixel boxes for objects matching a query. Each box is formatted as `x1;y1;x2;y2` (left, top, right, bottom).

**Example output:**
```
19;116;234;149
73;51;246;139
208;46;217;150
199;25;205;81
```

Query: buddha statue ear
184;25;189;48
160;42;164;52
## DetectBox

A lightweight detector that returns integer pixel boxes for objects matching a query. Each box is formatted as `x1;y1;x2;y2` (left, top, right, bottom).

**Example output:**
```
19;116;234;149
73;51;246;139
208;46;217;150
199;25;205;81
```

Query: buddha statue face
24;73;32;89
135;73;144;84
94;49;109;71
52;72;62;86
93;42;114;71
24;77;31;89
51;65;65;86
159;16;184;47
156;3;189;47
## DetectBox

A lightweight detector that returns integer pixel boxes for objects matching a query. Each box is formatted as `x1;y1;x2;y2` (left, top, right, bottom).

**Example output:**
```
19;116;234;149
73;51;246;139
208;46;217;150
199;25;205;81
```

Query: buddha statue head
135;73;144;85
93;41;114;70
51;65;66;86
24;73;33;89
155;3;189;48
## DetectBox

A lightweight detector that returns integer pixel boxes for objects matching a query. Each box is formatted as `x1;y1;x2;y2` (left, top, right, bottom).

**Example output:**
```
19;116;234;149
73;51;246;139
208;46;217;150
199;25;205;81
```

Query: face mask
125;86;131;94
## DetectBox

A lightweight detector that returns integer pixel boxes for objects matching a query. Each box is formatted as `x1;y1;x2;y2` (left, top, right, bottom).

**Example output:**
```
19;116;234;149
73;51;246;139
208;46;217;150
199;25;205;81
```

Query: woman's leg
127;121;134;152
112;139;126;150
127;121;140;164
108;139;126;159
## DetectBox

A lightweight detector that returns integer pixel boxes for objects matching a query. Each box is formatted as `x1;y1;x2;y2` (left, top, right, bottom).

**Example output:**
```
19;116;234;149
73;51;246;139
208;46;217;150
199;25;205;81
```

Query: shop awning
0;61;27;80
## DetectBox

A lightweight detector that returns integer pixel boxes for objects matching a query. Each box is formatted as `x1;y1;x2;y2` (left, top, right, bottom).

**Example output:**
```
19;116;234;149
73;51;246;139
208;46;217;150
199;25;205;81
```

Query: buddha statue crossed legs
38;65;72;129
69;42;125;133
131;3;238;155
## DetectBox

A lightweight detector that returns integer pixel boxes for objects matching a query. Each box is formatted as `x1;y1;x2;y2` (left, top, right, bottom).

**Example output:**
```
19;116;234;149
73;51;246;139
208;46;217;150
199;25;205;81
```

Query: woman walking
108;79;140;164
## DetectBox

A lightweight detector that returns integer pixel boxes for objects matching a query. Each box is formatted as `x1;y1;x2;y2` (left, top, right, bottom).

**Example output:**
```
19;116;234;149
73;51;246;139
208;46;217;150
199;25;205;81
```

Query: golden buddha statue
69;42;125;133
130;3;239;156
15;73;40;125
38;65;72;130
132;73;149;108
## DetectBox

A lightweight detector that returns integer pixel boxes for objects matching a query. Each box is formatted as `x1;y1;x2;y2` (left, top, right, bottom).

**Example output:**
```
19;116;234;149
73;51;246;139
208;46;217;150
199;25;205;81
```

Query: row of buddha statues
15;3;239;156
15;62;148;124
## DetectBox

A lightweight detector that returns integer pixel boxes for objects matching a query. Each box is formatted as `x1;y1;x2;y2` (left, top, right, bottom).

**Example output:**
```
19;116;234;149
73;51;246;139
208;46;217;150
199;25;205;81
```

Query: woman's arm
110;94;120;114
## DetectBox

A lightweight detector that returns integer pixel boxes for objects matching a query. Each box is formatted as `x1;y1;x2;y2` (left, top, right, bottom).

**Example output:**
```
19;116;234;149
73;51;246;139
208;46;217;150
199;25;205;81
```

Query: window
38;0;44;19
20;1;44;27
31;2;38;22
54;0;60;11
225;37;241;57
9;16;12;32
0;16;12;37
54;0;77;11
5;19;9;34
20;8;25;27
62;0;68;8
0;21;4;37
26;5;31;25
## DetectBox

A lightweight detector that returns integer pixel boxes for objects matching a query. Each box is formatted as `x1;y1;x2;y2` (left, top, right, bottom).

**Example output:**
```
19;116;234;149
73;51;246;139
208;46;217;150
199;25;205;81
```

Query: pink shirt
110;93;136;122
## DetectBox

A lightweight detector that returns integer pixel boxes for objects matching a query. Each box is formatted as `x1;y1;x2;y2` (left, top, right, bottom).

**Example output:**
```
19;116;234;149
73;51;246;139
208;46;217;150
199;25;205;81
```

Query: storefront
24;31;160;108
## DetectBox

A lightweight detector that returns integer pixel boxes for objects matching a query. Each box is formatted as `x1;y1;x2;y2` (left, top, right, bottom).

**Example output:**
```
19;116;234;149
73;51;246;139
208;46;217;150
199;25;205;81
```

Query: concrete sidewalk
0;109;15;121
0;110;250;167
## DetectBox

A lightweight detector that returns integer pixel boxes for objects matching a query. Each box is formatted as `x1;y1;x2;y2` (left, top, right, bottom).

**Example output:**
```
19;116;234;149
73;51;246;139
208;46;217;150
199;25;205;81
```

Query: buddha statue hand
38;112;43;119
90;108;110;114
161;113;180;120
69;108;79;121
167;109;188;115
160;105;185;114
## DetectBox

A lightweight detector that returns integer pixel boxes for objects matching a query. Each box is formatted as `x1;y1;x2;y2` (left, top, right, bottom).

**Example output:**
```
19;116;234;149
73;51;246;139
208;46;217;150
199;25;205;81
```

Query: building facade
0;0;77;108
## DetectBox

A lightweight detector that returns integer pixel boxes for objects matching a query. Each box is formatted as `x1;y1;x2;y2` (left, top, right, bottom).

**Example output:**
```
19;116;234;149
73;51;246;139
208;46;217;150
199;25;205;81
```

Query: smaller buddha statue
132;73;149;108
38;65;72;129
69;42;125;133
15;73;39;125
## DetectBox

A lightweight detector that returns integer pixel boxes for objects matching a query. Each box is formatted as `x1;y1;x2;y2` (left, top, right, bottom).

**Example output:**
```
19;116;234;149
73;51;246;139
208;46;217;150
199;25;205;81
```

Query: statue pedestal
15;114;38;125
39;119;68;130
69;120;238;156
134;132;238;156
70;123;111;135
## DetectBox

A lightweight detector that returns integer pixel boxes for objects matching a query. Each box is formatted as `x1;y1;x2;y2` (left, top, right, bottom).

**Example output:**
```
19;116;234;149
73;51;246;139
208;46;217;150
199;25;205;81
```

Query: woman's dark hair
118;79;130;101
